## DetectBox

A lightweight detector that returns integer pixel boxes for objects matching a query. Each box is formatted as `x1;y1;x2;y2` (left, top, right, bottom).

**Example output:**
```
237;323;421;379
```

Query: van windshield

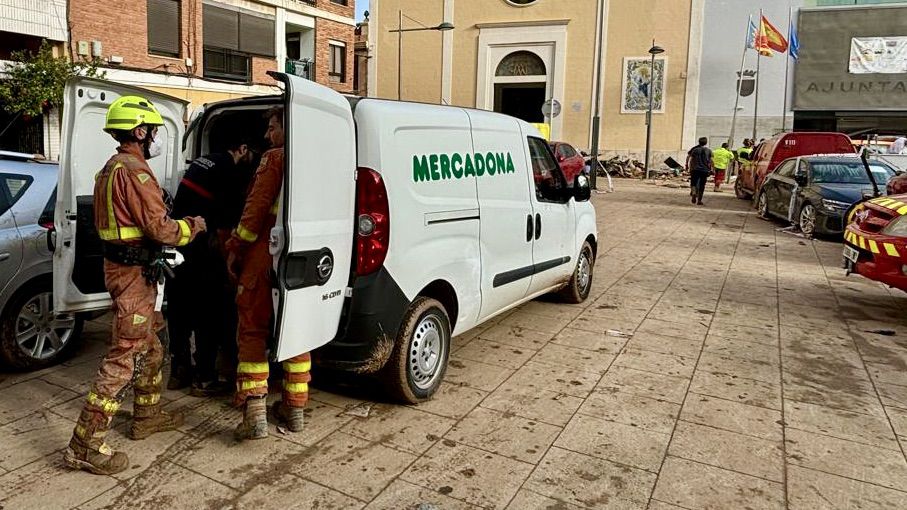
811;162;895;184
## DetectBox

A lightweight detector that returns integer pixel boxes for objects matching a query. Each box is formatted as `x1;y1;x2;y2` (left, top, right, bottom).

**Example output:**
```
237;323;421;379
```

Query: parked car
844;193;907;292
756;155;898;236
735;131;855;200
0;151;82;370
549;141;585;183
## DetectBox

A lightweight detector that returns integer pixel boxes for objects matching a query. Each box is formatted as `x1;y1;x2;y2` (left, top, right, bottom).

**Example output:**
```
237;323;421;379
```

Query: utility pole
589;0;605;190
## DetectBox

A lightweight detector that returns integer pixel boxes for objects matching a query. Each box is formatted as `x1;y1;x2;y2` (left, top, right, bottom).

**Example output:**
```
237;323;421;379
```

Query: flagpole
781;6;792;132
752;9;762;142
729;14;752;148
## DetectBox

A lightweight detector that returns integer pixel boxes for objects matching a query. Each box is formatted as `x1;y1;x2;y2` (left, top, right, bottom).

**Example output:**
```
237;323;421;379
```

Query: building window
506;0;538;5
329;42;346;83
147;0;180;57
202;4;276;82
330;0;349;5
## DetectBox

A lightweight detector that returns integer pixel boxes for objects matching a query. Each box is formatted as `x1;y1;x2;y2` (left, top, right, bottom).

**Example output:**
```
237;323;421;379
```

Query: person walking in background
711;142;735;192
686;137;712;206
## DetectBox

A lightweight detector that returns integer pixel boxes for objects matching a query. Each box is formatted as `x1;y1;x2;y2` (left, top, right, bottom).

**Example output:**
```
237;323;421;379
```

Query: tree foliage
0;40;105;117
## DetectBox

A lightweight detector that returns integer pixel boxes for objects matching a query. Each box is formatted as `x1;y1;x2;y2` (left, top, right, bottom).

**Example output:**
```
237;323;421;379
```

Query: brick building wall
69;0;353;90
315;17;355;93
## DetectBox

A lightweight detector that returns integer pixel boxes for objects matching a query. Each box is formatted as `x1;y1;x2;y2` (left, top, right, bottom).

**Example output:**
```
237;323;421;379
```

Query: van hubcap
800;205;816;235
409;314;446;390
578;252;591;292
16;292;75;360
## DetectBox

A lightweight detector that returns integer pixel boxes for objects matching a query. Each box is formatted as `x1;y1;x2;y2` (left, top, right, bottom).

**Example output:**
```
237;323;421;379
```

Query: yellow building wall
602;0;692;152
144;86;258;111
374;0;445;104
373;0;694;152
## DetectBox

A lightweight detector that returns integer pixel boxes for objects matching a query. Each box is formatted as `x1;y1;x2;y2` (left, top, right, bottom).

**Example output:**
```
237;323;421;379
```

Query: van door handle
0;252;9;262
526;215;533;242
535;213;541;240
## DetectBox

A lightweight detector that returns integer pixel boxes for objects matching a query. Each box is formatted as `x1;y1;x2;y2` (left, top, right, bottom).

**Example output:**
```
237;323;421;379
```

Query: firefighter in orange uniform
226;107;311;440
63;96;206;475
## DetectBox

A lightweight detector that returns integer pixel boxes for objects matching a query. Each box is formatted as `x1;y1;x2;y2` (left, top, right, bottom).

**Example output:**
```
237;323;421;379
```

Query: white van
54;74;598;402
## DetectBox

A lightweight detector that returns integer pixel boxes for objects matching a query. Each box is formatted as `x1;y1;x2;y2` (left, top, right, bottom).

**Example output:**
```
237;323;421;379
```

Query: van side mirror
574;174;591;201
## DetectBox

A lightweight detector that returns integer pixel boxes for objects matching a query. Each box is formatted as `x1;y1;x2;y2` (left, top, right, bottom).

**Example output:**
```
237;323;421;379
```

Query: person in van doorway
711;142;735;192
63;96;206;475
686;137;712;206
225;107;311;440
166;133;256;396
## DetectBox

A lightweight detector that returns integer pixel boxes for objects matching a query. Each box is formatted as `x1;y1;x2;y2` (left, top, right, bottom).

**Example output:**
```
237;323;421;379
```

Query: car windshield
811;162;895;184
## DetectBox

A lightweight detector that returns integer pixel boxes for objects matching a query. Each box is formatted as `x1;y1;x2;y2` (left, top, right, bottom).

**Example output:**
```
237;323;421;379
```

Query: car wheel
734;177;750;200
799;203;817;237
756;192;769;218
0;277;83;370
558;241;595;304
381;297;450;404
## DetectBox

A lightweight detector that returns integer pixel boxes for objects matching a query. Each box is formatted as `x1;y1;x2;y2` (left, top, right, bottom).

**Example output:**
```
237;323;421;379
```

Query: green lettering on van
464;154;476;177
451;153;464;178
411;151;516;182
413;155;430;182
485;152;496;175
429;154;441;180
439;154;452;179
474;153;485;176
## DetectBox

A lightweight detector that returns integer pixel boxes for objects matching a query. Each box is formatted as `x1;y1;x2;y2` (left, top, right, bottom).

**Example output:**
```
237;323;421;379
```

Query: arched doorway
493;50;547;124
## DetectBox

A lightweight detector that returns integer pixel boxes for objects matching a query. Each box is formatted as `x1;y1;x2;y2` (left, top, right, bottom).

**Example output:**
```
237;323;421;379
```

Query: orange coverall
75;144;204;445
226;147;311;407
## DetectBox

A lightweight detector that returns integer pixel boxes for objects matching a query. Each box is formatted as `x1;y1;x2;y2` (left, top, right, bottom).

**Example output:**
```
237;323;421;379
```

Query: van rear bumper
313;267;409;373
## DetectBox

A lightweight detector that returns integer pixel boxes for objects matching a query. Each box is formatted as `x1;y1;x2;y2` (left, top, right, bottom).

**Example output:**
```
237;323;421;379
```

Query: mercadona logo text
413;152;516;182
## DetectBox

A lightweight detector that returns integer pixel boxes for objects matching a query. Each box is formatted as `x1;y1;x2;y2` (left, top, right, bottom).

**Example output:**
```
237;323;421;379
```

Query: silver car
0;151;82;370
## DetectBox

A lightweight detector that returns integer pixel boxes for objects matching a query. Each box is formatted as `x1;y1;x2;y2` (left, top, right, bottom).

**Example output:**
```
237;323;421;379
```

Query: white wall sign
849;37;907;74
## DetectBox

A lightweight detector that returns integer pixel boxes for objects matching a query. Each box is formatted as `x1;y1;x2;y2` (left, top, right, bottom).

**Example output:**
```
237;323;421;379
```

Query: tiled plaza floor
2;180;906;509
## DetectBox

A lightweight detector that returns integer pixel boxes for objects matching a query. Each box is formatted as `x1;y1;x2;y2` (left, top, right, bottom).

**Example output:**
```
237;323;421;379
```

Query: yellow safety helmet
104;95;164;133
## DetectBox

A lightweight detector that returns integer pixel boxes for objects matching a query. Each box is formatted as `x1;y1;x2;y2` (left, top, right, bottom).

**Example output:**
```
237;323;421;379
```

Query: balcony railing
286;58;314;80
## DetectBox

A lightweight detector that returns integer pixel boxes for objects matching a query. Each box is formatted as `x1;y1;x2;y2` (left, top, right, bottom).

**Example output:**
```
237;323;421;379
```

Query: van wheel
0;277;83;370
381;297;450;404
558;241;595;304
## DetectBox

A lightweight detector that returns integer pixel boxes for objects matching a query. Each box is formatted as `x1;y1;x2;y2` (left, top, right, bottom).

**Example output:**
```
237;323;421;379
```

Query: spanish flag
755;14;789;56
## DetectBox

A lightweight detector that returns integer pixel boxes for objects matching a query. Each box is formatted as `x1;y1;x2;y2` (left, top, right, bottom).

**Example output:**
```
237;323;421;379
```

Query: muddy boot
274;401;305;433
130;404;184;440
234;396;268;441
63;407;129;475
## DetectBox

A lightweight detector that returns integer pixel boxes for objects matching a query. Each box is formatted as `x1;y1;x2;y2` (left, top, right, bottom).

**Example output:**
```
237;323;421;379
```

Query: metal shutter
203;4;239;51
147;0;180;57
239;12;275;57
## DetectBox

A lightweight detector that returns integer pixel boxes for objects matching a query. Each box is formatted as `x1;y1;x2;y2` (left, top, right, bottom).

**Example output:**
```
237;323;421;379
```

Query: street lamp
644;41;664;180
388;11;454;101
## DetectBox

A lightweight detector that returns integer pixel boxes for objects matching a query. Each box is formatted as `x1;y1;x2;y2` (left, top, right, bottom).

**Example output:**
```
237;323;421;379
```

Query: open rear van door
54;77;187;312
270;73;356;361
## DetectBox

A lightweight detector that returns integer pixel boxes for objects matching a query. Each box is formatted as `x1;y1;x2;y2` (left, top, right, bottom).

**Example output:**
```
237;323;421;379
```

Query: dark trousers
690;171;709;203
165;241;237;383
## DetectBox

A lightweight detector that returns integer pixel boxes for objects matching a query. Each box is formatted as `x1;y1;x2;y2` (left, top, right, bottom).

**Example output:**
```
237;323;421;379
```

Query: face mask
146;136;164;159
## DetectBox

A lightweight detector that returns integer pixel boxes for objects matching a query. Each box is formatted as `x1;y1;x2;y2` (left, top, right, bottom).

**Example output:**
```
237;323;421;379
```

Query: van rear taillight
355;167;389;276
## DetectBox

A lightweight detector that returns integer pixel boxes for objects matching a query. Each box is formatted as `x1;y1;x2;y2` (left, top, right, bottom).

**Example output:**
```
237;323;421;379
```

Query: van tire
734;178;751;200
558;241;595;304
381;297;450;404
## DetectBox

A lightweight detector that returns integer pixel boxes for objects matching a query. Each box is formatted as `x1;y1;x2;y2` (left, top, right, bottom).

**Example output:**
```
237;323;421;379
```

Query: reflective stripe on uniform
235;224;258;242
270;200;279;215
868;240;880;254
237;361;269;374
282;360;311;373
884;243;901;257
135;393;160;406
97;163;145;242
238;379;268;391
858;236;867;250
151;371;162;385
284;382;309;394
175;219;191;246
86;392;120;414
74;424;106;440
